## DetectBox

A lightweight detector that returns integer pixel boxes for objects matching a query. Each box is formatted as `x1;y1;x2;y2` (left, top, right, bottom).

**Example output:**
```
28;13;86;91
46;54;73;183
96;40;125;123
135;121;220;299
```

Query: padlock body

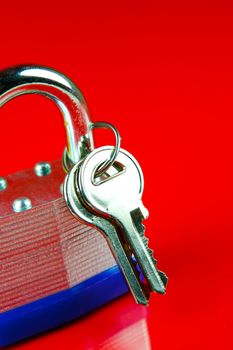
0;161;128;346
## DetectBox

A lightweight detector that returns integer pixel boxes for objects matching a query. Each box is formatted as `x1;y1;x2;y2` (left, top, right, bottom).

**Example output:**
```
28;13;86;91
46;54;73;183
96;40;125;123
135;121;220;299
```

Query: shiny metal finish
0;65;93;165
0;177;7;192
64;146;167;304
60;183;64;195
34;162;52;176
89;122;121;177
64;159;149;305
62;121;121;174
78;147;167;295
12;197;32;213
79;147;144;213
0;160;67;217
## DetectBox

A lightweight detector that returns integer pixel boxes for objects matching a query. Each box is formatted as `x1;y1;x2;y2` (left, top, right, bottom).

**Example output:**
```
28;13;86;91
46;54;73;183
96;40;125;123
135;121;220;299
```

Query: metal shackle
0;65;93;166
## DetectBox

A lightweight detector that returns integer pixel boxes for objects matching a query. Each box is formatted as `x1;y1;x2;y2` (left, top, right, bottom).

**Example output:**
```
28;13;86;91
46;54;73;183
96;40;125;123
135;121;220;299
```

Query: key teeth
141;224;146;235
145;244;168;291
158;271;168;288
131;208;158;264
148;247;156;261
131;207;168;291
139;223;157;264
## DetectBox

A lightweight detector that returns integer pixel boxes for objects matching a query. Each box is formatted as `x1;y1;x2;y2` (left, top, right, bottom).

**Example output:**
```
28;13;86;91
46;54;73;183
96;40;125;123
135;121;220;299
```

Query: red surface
1;1;233;349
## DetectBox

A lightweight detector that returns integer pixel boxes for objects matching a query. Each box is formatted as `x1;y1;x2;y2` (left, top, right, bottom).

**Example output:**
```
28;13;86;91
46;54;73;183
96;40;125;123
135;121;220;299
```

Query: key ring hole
92;159;126;185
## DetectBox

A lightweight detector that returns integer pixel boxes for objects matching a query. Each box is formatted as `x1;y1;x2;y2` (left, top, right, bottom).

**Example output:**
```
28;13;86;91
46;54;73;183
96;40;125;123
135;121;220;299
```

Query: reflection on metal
12;197;32;213
0;177;7;192
34;162;52;177
0;160;64;217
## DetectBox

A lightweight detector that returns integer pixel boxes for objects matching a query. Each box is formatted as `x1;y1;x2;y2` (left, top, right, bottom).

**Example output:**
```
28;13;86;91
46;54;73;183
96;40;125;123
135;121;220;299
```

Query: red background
1;1;233;349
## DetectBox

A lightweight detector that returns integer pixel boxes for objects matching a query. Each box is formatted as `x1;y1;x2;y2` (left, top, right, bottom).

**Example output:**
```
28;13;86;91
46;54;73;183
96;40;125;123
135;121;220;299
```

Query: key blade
74;146;168;300
93;217;151;305
131;208;157;262
158;270;168;288
65;159;151;306
111;207;167;295
131;208;168;288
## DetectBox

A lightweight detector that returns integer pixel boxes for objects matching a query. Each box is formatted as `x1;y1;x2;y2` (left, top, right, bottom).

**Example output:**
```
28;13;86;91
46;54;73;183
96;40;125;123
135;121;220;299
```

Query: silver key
78;146;167;296
64;159;151;305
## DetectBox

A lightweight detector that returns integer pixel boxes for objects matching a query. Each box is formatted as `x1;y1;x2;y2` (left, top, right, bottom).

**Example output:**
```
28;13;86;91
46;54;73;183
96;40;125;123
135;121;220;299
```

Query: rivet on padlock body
0;177;7;191
12;197;32;213
34;162;52;177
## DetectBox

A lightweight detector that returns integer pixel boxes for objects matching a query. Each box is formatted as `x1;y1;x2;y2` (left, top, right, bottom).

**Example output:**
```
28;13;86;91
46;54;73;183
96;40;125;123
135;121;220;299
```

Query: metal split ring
63;121;121;176
89;122;121;177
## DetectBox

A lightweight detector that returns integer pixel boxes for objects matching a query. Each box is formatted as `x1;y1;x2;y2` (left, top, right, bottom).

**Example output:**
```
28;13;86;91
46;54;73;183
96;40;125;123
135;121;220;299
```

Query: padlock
0;66;128;346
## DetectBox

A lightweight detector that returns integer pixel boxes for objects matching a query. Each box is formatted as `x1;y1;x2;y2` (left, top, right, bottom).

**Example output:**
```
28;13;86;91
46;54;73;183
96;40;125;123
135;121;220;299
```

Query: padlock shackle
0;65;93;165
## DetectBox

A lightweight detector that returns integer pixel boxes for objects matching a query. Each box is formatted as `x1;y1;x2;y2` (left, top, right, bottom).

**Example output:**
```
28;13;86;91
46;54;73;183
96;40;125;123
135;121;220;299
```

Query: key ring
63;121;121;175
90;122;121;177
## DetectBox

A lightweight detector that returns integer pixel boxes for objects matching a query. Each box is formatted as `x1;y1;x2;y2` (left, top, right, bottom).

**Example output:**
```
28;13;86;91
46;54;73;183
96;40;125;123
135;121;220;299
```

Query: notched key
64;159;152;305
78;146;168;300
131;208;168;290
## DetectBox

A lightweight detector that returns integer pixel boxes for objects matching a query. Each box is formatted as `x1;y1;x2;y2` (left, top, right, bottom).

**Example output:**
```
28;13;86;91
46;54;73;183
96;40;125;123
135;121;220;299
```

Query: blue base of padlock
0;266;128;347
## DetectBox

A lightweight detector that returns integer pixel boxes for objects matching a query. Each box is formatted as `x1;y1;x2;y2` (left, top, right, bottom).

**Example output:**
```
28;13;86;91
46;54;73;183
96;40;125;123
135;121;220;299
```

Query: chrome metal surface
34;162;52;176
0;65;93;165
78;147;167;296
90;122;121;177
0;177;7;192
79;147;144;215
60;183;64;195
62;122;121;173
64;159;149;305
0;160;64;217
13;197;32;213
